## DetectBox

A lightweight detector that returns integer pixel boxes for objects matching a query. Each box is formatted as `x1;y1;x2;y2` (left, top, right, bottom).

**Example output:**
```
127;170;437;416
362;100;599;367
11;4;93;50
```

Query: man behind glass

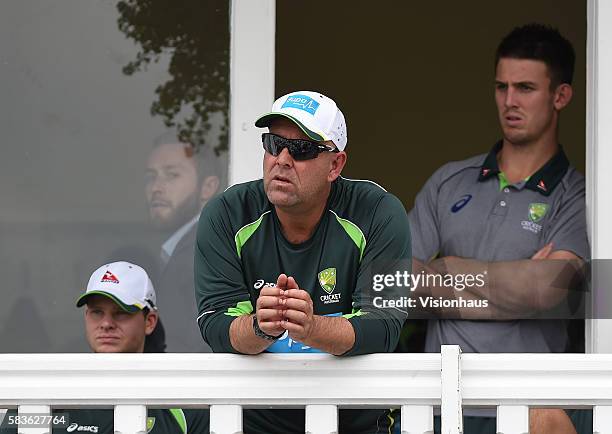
145;133;222;352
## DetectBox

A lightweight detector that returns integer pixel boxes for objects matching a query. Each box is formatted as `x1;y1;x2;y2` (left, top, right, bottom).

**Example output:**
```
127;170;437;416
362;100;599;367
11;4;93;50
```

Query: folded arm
412;246;585;319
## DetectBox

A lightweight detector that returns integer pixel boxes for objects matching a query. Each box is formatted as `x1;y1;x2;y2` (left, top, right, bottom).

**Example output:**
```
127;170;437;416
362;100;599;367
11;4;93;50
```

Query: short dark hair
495;23;575;87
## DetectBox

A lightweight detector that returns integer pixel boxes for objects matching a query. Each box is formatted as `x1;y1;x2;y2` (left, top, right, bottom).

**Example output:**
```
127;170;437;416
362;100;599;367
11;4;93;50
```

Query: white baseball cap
255;90;348;151
76;261;157;312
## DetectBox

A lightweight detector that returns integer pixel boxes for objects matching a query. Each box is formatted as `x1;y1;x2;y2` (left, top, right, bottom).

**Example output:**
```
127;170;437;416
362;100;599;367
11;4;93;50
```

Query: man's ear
328;152;347;183
200;176;220;206
553;83;573;110
144;311;158;336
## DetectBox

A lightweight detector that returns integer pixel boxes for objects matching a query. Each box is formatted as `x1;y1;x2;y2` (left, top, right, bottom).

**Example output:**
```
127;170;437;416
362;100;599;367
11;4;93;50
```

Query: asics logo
67;423;99;433
451;194;473;213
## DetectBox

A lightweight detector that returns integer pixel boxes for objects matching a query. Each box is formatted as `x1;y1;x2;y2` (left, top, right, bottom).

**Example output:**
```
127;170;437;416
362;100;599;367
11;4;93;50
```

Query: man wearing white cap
195;91;411;433
68;262;209;433
1;262;209;433
70;262;208;433
76;261;160;353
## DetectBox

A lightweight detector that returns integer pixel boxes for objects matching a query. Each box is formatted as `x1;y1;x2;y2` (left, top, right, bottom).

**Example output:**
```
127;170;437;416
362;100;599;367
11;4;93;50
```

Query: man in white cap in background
0;262;209;433
77;261;159;354
74;261;209;432
194;91;411;433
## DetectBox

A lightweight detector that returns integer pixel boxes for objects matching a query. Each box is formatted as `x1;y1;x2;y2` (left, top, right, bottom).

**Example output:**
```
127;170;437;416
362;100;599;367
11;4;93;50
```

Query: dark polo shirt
409;141;589;354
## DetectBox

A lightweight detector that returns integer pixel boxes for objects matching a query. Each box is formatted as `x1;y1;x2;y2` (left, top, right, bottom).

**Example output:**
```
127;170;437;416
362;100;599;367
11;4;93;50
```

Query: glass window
0;0;229;352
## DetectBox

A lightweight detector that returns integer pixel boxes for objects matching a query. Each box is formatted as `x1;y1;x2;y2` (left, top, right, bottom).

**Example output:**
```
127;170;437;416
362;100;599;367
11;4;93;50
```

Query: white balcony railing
1;346;612;434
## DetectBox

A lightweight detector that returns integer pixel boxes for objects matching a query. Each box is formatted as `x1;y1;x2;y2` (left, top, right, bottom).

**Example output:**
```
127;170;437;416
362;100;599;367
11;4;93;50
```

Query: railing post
17;405;51;434
441;345;462;434
400;405;434;434
594;406;612;434
497;405;529;434
114;404;146;434
305;405;338;434
210;404;242;434
18;405;50;434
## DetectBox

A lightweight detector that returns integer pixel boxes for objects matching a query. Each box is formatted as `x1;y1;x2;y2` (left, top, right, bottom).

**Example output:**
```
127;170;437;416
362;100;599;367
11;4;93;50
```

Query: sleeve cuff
201;311;241;354
342;314;398;356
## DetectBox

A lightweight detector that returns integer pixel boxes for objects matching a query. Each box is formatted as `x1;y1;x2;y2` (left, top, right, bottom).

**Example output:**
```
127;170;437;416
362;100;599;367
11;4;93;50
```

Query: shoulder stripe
234;211;271;258
339;175;387;192
436;164;481;195
432;155;486;194
168;409;187;434
223;178;263;193
330;210;366;261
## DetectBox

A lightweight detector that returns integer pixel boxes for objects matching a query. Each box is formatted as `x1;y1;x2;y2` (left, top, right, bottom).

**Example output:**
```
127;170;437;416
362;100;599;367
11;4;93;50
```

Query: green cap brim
255;113;325;142
76;291;142;313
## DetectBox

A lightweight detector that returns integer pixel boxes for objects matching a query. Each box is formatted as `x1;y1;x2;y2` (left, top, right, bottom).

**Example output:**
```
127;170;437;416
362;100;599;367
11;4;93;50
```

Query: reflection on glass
117;0;229;153
142;135;224;352
0;1;229;352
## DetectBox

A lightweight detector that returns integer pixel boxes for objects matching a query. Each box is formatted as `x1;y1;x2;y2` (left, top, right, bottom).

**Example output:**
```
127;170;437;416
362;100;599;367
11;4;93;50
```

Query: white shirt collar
161;215;199;261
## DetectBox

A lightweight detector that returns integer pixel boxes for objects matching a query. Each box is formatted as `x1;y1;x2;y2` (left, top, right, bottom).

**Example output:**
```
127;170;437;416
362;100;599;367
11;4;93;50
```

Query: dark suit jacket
156;223;211;352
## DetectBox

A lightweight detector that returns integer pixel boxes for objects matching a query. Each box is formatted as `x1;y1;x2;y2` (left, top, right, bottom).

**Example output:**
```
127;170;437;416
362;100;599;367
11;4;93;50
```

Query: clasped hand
255;273;315;342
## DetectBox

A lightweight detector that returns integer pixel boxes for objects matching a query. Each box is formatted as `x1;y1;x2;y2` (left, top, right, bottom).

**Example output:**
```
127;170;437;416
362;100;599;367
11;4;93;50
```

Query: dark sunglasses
262;133;339;161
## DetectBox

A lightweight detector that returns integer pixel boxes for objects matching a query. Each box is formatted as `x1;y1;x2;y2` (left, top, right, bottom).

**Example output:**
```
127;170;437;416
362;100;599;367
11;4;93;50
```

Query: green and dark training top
0;408;209;434
195;176;411;356
194;176;411;434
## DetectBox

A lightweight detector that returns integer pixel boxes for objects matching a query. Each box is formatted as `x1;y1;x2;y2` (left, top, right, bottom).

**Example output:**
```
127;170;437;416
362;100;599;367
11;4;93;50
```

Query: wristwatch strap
252;316;283;341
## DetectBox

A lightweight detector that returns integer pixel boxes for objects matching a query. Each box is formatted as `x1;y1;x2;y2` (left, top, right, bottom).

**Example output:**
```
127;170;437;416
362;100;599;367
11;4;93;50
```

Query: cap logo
101;270;120;284
281;94;320;115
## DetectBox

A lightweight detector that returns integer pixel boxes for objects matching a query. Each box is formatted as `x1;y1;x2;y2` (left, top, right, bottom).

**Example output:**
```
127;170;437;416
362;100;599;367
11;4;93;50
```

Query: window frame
228;0;275;185
586;0;612;353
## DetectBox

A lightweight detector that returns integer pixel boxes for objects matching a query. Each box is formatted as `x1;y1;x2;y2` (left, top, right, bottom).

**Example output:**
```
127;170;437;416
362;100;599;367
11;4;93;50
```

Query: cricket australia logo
528;203;549;222
318;268;341;304
146;417;155;433
318;267;336;293
521;202;548;234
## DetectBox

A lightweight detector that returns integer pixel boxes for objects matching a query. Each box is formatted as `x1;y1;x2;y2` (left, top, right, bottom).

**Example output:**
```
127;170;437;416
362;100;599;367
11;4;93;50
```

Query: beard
149;193;200;235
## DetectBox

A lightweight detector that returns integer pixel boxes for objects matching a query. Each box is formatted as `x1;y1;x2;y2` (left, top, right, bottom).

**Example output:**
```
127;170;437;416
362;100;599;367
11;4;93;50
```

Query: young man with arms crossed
409;24;588;434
